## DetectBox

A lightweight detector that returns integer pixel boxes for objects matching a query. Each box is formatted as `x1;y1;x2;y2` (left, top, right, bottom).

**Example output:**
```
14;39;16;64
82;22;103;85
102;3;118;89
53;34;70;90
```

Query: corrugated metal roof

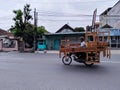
55;24;75;33
45;32;85;36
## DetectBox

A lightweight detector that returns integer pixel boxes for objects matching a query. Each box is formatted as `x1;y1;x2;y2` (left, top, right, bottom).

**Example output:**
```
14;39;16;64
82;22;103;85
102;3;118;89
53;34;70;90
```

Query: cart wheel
84;62;94;67
62;56;72;65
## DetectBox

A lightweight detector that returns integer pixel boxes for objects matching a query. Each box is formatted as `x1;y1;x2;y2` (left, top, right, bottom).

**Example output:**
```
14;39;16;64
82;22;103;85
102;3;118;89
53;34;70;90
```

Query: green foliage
74;27;85;32
24;4;33;23
10;4;47;48
10;4;33;48
13;10;23;21
10;26;22;37
13;9;24;35
37;26;47;35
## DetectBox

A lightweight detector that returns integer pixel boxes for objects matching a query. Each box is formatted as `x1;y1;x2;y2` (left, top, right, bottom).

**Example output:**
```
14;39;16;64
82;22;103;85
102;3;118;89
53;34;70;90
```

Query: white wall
100;1;120;28
59;29;73;33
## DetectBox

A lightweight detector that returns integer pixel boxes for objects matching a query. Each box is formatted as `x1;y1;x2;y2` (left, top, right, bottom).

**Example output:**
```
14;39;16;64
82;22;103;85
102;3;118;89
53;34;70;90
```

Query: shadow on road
60;64;109;74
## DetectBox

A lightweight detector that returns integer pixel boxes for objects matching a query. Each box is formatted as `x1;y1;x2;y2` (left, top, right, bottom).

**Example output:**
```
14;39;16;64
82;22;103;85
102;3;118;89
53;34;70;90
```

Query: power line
22;0;115;4
38;14;94;17
38;19;93;21
38;14;120;17
35;11;120;17
37;11;96;17
103;15;120;17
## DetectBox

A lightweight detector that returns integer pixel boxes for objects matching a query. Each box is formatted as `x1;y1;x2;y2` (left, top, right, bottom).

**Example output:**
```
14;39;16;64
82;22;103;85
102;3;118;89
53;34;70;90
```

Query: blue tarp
110;29;120;36
99;29;120;36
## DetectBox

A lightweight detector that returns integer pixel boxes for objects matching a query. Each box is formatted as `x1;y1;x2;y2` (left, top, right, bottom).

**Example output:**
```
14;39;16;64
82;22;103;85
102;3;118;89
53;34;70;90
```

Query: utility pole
34;8;38;52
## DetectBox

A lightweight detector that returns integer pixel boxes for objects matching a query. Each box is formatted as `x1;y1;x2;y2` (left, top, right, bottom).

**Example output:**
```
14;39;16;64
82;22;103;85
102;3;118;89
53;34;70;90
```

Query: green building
45;24;85;50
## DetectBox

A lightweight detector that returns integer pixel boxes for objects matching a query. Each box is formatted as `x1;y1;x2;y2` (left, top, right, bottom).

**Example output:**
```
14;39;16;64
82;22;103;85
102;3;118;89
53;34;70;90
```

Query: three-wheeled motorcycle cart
59;9;111;66
59;29;111;66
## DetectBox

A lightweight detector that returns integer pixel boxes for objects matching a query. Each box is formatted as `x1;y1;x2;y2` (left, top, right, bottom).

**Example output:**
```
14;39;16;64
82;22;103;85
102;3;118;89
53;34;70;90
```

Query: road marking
101;61;120;64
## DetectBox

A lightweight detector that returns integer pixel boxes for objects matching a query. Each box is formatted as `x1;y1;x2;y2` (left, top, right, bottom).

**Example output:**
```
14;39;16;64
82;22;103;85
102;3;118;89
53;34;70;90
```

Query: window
88;36;93;41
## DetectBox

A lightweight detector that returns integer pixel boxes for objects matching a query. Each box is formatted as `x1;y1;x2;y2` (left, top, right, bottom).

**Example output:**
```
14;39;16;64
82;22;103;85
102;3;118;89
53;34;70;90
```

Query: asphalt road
0;51;120;90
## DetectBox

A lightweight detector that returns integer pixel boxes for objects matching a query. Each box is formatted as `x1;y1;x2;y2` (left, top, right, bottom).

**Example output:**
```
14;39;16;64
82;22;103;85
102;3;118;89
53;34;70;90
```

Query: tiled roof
0;28;13;37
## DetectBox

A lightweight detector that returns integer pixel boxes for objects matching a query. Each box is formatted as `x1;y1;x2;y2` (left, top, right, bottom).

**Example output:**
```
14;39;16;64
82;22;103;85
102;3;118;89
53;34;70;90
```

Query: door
54;39;60;50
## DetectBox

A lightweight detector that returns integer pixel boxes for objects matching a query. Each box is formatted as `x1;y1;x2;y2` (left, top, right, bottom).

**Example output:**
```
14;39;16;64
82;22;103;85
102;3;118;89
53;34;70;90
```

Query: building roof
0;28;13;37
112;0;120;9
45;32;85;36
100;8;112;16
55;24;75;33
101;24;113;28
100;0;120;16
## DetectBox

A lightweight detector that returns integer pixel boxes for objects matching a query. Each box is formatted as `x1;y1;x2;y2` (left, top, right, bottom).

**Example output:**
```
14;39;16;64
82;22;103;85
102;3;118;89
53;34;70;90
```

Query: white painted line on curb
101;61;120;64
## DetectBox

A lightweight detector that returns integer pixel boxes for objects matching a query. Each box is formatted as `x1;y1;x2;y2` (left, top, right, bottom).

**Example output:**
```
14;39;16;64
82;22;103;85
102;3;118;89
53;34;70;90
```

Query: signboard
92;9;97;30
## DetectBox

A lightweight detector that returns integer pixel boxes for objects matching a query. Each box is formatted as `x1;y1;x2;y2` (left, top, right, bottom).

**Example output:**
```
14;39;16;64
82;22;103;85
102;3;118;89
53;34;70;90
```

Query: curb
35;50;120;54
35;50;59;54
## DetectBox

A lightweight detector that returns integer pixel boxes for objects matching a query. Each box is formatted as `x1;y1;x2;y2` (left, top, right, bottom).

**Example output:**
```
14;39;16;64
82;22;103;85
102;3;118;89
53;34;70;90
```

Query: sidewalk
111;50;120;54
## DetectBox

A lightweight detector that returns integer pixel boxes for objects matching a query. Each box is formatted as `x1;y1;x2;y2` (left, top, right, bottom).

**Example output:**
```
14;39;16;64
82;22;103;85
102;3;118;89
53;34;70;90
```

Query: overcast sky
0;0;119;32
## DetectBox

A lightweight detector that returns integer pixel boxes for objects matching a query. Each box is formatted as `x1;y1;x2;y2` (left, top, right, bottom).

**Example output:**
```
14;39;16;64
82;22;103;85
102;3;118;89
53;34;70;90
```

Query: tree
24;4;32;24
10;4;48;50
74;27;85;32
11;4;33;36
10;4;33;49
12;9;24;36
37;26;47;35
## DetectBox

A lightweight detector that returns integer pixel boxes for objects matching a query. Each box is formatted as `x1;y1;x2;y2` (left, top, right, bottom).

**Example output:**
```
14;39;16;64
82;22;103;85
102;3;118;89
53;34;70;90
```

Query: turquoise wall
45;35;63;50
45;33;85;50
